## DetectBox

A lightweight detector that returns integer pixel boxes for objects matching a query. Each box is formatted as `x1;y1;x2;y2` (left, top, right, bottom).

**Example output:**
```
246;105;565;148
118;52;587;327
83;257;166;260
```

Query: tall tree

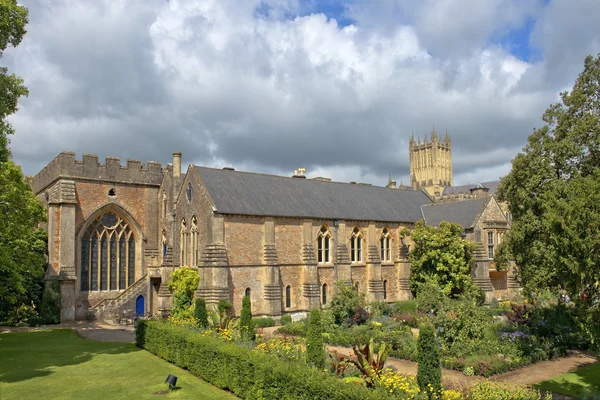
402;220;478;298
0;1;47;325
497;54;600;303
0;0;29;162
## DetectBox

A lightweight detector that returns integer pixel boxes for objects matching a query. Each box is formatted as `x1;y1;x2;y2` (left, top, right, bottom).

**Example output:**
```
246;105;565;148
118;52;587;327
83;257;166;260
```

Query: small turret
431;125;438;142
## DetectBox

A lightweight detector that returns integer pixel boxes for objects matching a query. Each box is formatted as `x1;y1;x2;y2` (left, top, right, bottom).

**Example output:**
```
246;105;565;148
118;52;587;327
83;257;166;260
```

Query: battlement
32;151;165;194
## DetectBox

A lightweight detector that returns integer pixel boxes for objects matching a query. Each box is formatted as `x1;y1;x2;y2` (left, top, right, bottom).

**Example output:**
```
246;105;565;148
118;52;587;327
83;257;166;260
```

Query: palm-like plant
349;338;389;387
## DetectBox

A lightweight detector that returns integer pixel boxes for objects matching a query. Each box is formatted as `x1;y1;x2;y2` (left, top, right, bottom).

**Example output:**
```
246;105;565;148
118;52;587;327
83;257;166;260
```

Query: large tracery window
81;211;136;292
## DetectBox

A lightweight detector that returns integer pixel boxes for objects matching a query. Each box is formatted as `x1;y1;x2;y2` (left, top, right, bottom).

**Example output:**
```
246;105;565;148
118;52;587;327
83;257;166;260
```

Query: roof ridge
194;165;417;192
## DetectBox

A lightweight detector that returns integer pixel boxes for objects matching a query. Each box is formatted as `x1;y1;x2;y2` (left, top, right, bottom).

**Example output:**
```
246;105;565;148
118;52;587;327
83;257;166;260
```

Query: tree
306;309;325;369
417;324;442;399
0;0;29;162
402;220;478;298
329;281;367;326
240;296;255;340
194;298;209;329
497;54;600;304
167;266;199;316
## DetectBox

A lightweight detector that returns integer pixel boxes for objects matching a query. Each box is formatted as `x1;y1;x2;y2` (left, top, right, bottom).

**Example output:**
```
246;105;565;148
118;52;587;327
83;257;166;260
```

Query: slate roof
421;197;490;229
194;166;433;222
442;180;501;197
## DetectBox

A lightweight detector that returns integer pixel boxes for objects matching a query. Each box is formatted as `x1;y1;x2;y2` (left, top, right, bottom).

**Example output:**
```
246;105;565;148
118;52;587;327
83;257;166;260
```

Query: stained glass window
80;211;136;292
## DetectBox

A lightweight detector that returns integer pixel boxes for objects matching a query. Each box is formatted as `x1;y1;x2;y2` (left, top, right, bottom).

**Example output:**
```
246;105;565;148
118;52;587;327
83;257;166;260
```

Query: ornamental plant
306;309;325;368
417;324;442;398
194;298;209;328
240;295;255;340
349;337;390;388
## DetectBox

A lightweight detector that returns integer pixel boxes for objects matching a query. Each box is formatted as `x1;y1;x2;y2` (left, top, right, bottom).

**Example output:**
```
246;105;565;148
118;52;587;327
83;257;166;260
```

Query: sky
5;0;600;187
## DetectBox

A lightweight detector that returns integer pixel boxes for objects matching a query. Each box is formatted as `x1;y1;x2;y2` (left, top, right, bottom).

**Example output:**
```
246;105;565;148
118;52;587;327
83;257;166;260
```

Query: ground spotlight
165;374;178;390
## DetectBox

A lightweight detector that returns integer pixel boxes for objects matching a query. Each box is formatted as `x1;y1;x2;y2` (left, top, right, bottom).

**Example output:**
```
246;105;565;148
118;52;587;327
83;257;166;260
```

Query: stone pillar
335;221;352;286
262;219;282;316
472;243;494;303
397;240;412;300
47;180;78;323
366;223;383;301
301;220;320;310
196;214;230;305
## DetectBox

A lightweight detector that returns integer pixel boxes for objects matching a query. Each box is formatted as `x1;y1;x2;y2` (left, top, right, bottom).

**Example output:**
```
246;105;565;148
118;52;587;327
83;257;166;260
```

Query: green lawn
0;329;237;400
537;361;600;398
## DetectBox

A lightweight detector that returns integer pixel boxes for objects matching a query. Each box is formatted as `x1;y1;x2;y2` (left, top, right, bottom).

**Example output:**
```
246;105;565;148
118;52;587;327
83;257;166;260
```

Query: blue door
136;295;144;317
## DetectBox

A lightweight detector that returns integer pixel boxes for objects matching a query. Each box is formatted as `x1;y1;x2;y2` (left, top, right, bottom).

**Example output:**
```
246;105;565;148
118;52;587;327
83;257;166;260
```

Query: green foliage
417;324;442;398
497;54;600;309
39;280;61;324
329;281;367;326
194;298;209;329
403;220;478;298
240;296;255;340
306;309;325;368
392;300;418;313
280;314;292;325
218;299;233;318
369;301;392;319
415;282;448;312
253;317;275;328
348;337;390;388
278;320;306;336
0;0;29;162
167;266;199;316
136;320;397;400
469;381;546;400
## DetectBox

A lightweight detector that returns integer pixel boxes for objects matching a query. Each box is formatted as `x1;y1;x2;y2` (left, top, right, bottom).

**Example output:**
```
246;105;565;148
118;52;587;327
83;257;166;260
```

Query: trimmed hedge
136;320;395;400
253;317;276;328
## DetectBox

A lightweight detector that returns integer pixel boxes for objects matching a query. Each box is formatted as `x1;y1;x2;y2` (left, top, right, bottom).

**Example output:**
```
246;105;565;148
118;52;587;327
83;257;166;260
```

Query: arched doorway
136;295;144;317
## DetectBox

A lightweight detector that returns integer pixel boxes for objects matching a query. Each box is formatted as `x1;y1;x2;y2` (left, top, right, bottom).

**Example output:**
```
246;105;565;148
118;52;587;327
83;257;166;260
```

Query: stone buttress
262;219;282;315
301;220;320;310
196;214;230;304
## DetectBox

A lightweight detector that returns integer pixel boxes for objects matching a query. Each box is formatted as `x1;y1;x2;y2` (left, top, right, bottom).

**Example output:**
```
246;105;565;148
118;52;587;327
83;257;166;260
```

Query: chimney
173;152;182;178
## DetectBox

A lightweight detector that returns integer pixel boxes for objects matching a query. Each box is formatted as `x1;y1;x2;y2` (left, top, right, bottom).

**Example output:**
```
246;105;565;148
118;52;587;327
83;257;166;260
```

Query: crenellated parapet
31;151;165;194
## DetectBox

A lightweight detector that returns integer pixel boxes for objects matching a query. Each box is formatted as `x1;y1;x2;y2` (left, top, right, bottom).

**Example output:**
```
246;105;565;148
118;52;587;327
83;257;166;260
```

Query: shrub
392;299;418;313
416;282;447;312
168;267;199;315
253;317;276;328
468;381;546;400
218;299;233;318
306;309;325;368
194;298;209;328
329;281;367;326
136;320;397;400
417;324;441;398
391;312;418;327
280;314;292;325
254;336;306;362
240;296;255;340
278;320;307;336
370;301;392;318
40;280;61;324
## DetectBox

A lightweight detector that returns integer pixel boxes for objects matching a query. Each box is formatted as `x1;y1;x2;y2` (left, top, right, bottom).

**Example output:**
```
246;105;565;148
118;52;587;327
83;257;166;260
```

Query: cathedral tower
409;128;453;197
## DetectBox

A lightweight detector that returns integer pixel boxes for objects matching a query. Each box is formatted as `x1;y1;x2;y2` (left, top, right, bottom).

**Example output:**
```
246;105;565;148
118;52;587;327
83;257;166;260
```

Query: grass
536;361;600;398
0;329;237;400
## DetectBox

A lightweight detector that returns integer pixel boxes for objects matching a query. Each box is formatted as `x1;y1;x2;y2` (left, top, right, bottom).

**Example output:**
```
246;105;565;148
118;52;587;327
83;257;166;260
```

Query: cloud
4;0;600;188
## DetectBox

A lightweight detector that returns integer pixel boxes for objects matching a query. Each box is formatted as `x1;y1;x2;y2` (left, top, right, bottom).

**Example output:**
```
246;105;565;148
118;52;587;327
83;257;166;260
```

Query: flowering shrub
200;327;236;342
254;336;306;362
468;381;547;400
374;369;421;398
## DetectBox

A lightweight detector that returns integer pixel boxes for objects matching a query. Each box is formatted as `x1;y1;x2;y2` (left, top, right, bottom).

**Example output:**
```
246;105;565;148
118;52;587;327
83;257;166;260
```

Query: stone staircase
90;274;148;323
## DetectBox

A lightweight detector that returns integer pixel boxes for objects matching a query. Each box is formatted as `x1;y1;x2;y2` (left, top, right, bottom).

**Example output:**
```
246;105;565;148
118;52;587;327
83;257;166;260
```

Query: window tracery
317;225;331;263
80;211;136;291
380;227;391;262
350;227;363;263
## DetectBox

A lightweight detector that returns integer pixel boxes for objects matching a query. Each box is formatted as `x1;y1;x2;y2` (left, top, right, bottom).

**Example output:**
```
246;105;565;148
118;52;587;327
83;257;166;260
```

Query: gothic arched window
80;211;136;292
383;279;388;300
285;285;291;308
245;287;251;298
380;228;391;262
317;226;331;263
191;216;199;266
186;183;193;202
322;283;328;305
351;227;363;263
180;218;188;266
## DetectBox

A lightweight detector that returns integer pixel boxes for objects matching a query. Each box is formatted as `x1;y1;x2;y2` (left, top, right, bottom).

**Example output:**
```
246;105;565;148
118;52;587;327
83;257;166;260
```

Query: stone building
31;149;515;323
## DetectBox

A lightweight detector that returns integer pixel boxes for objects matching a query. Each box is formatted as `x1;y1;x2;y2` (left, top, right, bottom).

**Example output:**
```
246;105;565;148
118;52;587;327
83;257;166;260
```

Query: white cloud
4;0;600;189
